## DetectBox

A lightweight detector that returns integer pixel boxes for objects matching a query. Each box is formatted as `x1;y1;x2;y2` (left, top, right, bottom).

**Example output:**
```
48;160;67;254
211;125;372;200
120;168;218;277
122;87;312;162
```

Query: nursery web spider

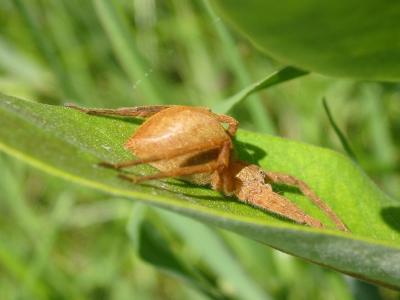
66;104;349;232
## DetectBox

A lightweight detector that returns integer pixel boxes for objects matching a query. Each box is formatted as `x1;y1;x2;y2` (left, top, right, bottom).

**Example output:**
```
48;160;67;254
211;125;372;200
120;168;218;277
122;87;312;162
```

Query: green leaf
1;94;400;289
212;66;308;114
211;0;400;81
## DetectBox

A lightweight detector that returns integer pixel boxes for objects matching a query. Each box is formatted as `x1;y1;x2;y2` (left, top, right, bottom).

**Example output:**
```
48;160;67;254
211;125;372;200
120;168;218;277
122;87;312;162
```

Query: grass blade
322;98;358;161
213;67;308;114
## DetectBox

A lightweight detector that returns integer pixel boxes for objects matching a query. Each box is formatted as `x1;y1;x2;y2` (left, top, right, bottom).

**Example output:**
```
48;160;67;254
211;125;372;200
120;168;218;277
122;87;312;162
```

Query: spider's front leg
264;171;349;232
104;140;232;184
233;163;324;228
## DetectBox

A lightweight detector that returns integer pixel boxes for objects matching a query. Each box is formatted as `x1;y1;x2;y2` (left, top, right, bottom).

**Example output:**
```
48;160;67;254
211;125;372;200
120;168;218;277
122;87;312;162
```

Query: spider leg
213;113;239;137
264;171;349;232
120;161;220;183
256;188;324;228
235;165;323;228
233;164;324;228
99;140;229;169
65;103;173;118
211;141;234;193
120;141;232;183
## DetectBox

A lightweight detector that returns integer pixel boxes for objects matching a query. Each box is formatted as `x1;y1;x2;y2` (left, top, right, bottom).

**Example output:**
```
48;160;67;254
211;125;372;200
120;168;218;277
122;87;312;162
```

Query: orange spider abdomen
124;106;230;181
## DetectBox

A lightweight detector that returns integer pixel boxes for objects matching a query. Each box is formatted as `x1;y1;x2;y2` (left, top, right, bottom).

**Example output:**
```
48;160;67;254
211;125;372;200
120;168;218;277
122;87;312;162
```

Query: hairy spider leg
253;187;324;228
65;103;172;118
264;171;349;232
119;141;231;183
210;141;235;193
119;162;219;183
234;164;324;228
99;140;230;169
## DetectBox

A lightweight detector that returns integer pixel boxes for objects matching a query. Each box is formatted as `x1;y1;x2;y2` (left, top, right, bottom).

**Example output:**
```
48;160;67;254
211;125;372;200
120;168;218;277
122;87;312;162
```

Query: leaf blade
212;0;400;81
213;66;308;114
1;94;400;289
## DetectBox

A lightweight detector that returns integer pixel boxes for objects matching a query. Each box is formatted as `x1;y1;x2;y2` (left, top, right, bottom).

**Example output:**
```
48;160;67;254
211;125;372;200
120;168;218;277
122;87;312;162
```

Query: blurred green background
0;0;399;299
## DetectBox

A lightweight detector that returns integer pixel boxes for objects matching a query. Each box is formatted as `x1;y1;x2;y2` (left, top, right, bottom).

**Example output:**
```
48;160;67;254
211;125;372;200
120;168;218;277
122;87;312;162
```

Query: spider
66;103;349;232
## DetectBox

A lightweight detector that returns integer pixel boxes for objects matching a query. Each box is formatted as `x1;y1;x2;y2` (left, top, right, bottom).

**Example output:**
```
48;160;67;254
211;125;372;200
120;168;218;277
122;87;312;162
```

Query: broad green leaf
212;66;308;114
1;94;400;289
212;0;400;81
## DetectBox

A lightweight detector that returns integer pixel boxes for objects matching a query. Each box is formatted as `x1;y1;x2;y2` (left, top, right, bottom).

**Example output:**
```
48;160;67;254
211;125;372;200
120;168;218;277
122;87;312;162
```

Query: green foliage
1;0;399;299
1;94;400;289
212;0;400;81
